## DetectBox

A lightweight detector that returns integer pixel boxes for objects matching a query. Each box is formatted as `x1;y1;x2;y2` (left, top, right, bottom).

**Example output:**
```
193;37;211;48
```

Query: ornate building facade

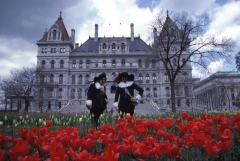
35;13;194;113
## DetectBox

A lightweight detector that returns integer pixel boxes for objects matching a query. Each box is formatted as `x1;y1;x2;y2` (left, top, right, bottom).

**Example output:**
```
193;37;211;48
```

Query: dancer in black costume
113;72;144;117
86;73;107;127
126;74;144;116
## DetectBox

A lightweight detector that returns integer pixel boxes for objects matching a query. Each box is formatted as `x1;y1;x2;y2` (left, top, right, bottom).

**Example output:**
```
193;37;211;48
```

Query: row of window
40;59;158;69
39;74;90;84
166;99;191;107
39;88;88;99
41;48;66;54
40;73;159;85
41;60;65;69
101;42;126;51
139;73;157;83
40;87;192;103
165;86;190;97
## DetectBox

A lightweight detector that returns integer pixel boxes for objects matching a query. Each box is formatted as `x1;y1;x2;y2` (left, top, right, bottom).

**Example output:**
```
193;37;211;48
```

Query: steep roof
38;14;70;42
159;14;179;39
72;37;152;53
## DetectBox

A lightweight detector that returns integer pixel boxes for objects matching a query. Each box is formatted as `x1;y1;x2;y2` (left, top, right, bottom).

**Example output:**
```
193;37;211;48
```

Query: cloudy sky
0;0;240;79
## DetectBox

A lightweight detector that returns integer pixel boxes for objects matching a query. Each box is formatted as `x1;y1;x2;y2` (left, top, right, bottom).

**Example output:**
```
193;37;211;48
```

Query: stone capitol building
35;13;194;114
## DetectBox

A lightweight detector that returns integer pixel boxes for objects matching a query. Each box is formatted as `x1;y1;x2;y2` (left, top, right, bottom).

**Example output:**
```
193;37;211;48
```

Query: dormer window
48;29;62;41
51;60;55;69
41;60;45;68
121;43;125;52
103;43;107;49
53;30;57;40
112;43;116;49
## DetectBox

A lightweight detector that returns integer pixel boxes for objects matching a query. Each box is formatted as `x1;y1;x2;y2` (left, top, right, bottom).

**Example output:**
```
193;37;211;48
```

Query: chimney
153;27;157;43
130;23;134;41
71;29;75;43
75;43;79;48
95;24;98;42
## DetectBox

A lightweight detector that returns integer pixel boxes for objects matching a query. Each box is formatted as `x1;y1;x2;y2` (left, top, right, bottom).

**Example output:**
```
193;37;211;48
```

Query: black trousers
119;105;135;117
90;107;105;127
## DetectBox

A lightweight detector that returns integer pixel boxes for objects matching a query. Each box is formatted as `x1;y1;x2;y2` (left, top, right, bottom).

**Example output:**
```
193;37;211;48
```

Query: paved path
59;99;161;116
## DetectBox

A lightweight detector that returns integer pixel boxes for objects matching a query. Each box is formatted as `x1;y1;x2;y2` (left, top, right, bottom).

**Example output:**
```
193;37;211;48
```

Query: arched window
177;99;181;107
72;60;76;68
58;88;62;98
71;88;75;99
49;32;52;40
41;60;45;68
103;60;107;67
58;101;61;109
121;43;125;52
59;74;63;84
138;59;142;68
121;59;125;66
112;43;116;49
52;30;57;40
78;88;82;99
78;75;82;84
146;74;150;83
50;74;54;83
72;75;76;84
79;60;83;68
103;43;107;49
48;101;51;110
153;88;157;97
85;74;89;84
60;60;64;68
112;59;116;67
57;32;61;40
86;60;91;68
139;73;143;83
152;73;157;83
51;60;55;69
186;99;190;106
146;88;150;97
165;86;170;97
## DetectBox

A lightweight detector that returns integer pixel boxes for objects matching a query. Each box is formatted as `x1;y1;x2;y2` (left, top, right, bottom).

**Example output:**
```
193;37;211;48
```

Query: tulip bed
1;112;240;161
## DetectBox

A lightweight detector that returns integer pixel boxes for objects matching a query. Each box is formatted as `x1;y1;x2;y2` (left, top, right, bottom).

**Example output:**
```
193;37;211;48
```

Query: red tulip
0;150;5;161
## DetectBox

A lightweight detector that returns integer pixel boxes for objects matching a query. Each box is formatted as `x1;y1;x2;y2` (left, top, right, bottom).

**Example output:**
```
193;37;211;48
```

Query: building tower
35;12;75;112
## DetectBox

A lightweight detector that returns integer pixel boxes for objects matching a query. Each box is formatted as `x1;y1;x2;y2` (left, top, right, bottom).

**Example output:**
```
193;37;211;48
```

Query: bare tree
0;67;36;112
235;51;240;71
152;11;233;112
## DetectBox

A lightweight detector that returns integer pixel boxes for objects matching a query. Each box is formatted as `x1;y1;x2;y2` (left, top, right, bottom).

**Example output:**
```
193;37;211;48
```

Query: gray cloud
0;0;80;42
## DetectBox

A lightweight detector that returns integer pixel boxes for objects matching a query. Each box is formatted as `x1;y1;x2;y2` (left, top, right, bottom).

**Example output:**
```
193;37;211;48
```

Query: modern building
194;71;240;111
35;13;194;113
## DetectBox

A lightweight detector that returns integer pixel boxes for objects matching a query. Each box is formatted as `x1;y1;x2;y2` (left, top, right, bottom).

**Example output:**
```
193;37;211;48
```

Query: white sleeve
135;94;142;100
86;100;92;106
113;102;118;108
